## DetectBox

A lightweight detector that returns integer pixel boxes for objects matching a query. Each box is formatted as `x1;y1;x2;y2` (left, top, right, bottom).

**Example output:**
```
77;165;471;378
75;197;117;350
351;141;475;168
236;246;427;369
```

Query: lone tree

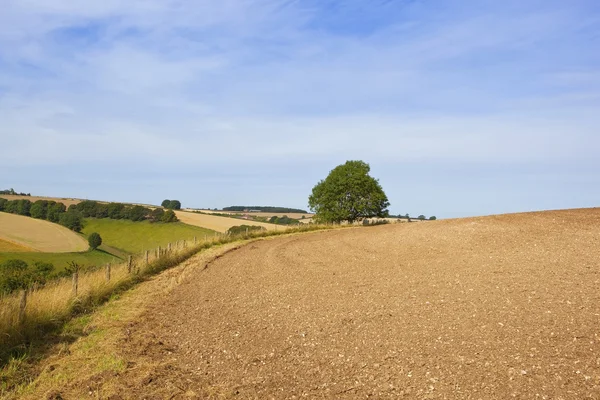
88;232;102;250
308;160;390;223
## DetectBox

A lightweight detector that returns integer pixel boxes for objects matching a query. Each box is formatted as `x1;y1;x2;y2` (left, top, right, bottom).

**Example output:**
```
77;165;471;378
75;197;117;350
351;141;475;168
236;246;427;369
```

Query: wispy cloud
1;0;599;215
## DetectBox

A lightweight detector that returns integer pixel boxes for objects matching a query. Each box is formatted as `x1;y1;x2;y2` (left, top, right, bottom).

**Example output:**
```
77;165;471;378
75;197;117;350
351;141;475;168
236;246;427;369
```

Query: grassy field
81;219;216;254
0;249;120;272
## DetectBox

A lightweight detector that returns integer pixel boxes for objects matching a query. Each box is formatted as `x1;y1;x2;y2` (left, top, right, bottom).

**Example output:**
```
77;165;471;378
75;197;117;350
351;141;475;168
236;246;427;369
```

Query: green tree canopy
88;232;102;250
308;160;390;223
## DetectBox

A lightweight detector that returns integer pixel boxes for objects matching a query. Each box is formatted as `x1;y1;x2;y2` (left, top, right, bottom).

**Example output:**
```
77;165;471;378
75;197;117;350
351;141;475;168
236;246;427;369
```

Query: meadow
81;218;216;254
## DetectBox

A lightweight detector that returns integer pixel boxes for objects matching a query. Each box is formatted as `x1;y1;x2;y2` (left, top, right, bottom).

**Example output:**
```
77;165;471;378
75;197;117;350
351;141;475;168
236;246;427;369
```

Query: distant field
0;212;89;252
0;238;34;252
81;218;216;254
176;211;287;233
0;249;119;272
0;194;82;208
191;209;313;220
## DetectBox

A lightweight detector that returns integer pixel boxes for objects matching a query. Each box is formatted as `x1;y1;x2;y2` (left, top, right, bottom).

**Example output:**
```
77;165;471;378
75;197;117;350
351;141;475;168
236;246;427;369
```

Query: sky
1;0;599;218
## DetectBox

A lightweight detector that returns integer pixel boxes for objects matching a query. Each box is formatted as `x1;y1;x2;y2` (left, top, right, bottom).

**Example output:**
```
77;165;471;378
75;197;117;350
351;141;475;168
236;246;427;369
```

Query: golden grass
0;213;88;253
0;224;340;367
0;239;33;253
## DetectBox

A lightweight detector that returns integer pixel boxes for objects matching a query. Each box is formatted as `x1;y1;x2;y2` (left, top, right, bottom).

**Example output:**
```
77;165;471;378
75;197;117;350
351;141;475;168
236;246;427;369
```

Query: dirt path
25;208;600;399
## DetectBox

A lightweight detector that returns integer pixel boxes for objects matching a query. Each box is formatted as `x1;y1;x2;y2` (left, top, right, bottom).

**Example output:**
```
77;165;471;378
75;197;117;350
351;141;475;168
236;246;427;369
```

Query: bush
149;208;165;223
88;232;102;250
227;225;266;236
161;209;178;223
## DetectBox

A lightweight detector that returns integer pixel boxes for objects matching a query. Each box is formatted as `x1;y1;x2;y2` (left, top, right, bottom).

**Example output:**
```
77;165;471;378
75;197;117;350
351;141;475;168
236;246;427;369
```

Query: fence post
128;256;133;274
157;246;161;258
72;271;78;297
18;289;27;325
183;239;187;248
145;250;149;266
168;243;172;253
194;236;197;245
246;227;249;235
105;263;111;282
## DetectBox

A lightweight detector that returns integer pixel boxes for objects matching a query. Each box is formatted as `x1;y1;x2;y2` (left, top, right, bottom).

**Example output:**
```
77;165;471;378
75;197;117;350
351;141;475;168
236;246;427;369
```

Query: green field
81;219;215;254
0;249;119;272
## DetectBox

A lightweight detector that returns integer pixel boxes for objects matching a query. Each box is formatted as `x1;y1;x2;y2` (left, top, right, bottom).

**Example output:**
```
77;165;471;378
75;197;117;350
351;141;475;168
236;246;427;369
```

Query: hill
0;212;88;252
13;207;600;398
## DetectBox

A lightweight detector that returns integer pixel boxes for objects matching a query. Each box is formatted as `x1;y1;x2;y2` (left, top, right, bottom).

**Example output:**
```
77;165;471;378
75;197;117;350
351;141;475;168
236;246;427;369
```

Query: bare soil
22;208;600;399
0;213;88;252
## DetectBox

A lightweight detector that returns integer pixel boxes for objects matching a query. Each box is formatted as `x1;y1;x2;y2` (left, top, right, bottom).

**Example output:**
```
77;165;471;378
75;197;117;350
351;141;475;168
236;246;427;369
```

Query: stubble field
0;212;88;253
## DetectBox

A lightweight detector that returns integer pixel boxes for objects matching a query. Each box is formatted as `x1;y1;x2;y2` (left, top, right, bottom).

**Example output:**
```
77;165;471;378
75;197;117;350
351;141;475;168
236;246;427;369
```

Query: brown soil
22;208;600;399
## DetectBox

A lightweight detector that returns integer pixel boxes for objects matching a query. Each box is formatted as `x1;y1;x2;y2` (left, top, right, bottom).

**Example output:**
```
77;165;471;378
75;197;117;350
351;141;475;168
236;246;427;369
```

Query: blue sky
1;0;599;218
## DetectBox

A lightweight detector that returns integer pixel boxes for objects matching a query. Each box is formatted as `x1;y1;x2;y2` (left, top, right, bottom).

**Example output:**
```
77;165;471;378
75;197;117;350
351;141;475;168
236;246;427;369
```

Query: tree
429;216;437;220
168;200;181;210
308;160;390;223
46;202;66;222
59;210;83;232
88;232;102;250
161;199;171;208
30;200;48;219
418;215;426;221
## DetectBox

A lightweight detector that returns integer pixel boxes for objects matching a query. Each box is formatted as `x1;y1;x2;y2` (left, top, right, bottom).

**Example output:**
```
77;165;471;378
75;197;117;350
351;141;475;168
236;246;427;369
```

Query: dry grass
0;213;88;253
175;210;288;233
0;195;81;208
0;239;33;253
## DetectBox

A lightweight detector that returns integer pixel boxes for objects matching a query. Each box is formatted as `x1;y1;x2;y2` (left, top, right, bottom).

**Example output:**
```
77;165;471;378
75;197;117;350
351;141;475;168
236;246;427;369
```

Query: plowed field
0;212;88;252
24;208;600;399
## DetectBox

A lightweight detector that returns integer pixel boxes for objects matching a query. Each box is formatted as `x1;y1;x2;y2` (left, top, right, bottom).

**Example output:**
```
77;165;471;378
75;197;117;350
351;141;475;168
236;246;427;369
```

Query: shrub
149;208;165;223
161;209;178;223
227;225;265;236
88;232;102;250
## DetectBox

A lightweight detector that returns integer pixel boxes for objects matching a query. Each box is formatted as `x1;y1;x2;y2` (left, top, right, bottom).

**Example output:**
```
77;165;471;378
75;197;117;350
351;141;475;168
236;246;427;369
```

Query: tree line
0;188;30;196
0;199;178;232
